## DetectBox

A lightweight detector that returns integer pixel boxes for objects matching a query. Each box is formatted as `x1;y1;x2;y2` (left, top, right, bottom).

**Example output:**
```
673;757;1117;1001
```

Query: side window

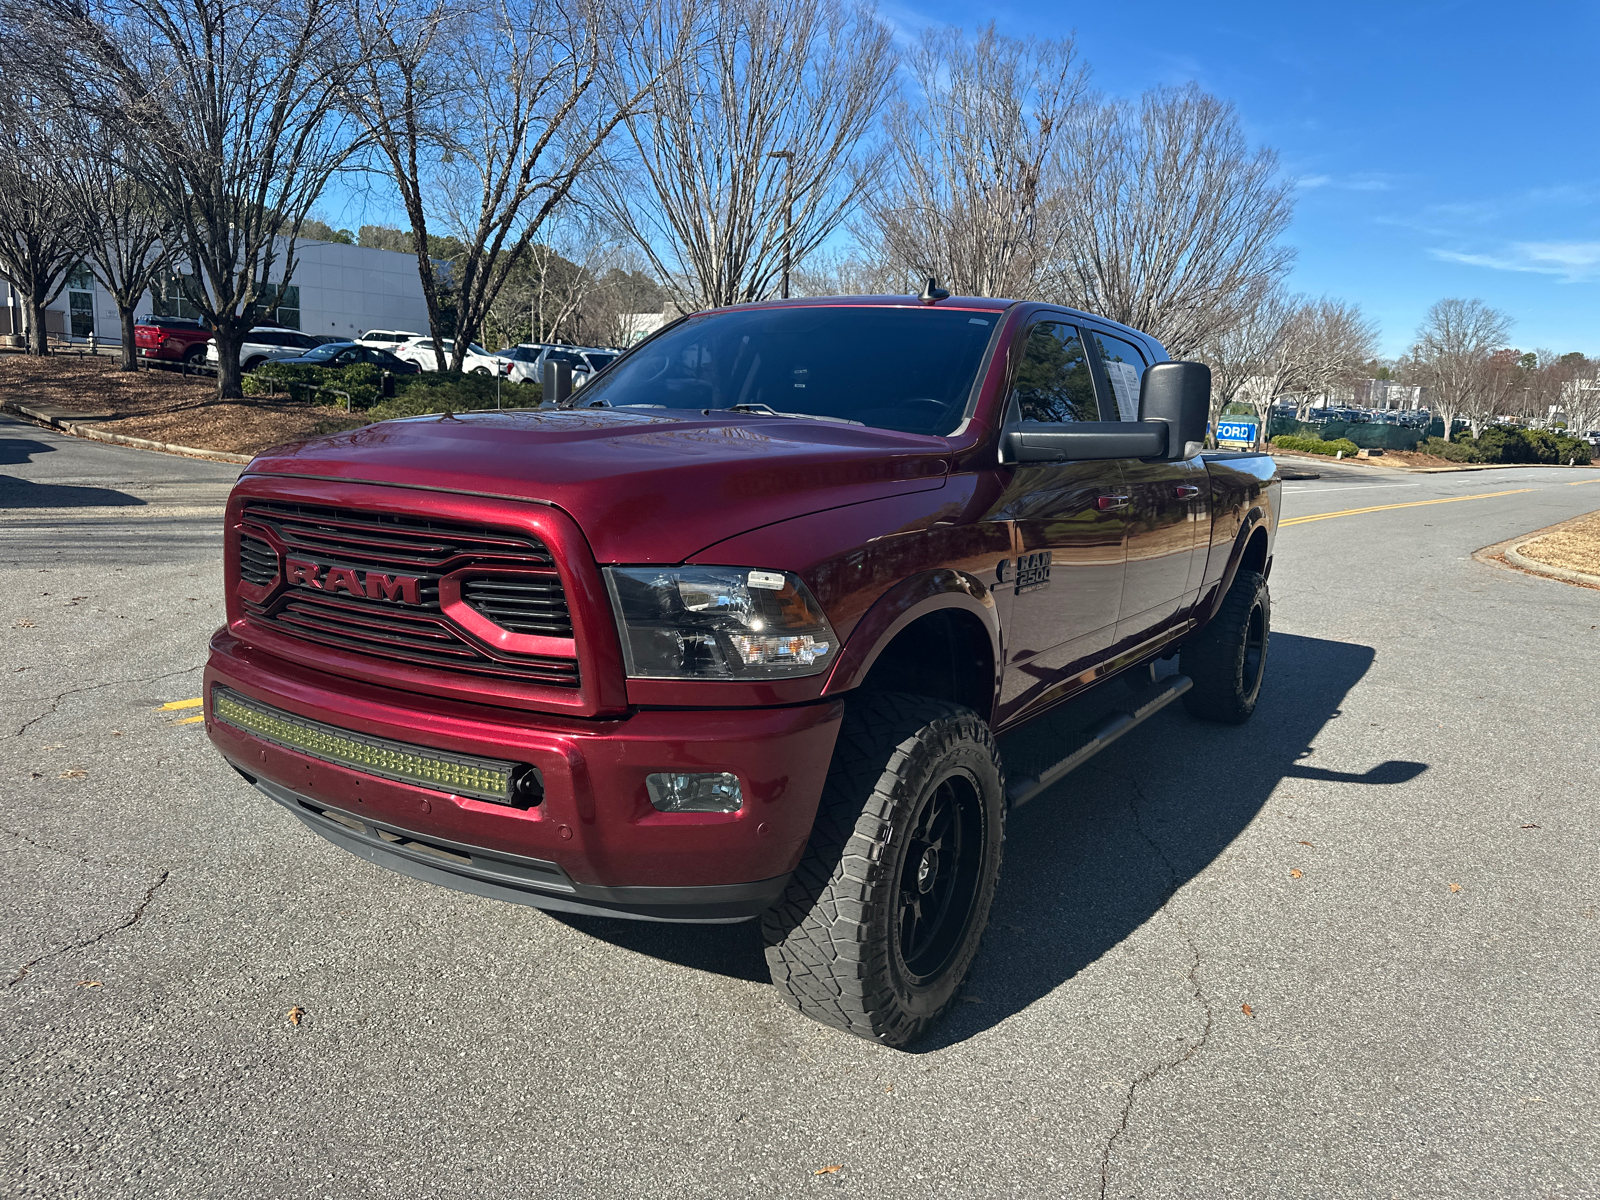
1089;331;1150;423
254;330;282;347
1010;321;1098;423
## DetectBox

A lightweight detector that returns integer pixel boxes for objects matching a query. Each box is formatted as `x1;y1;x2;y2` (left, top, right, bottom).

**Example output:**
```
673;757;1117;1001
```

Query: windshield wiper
720;403;863;426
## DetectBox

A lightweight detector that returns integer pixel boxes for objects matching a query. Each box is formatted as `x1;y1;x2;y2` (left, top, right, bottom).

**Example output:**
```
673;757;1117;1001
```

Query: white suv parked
206;326;322;371
356;329;426;351
394;336;511;376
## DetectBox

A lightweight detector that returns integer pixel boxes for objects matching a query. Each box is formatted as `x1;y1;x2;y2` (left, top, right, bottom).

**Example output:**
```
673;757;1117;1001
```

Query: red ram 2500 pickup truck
204;291;1280;1047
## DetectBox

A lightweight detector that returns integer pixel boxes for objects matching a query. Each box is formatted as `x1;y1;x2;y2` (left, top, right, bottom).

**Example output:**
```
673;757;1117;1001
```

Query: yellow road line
1566;478;1600;485
169;714;206;726
1281;488;1534;527
157;698;203;711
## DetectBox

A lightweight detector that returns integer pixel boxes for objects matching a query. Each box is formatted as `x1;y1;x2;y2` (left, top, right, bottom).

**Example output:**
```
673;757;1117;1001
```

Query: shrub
1270;434;1360;457
244;361;544;414
1416;437;1483;462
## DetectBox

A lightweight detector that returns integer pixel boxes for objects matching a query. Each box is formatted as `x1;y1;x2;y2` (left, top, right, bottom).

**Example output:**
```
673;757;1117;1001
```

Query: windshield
504;347;541;362
579;305;999;435
297;343;350;362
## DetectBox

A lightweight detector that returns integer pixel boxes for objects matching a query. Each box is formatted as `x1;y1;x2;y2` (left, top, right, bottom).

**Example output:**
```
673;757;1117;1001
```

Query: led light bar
212;687;521;804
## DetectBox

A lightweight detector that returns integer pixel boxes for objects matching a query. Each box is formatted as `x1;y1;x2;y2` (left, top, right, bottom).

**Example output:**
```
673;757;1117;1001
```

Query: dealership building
0;239;430;345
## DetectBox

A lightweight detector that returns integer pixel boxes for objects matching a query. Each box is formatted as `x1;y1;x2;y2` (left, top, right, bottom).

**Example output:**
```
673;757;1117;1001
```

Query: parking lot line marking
169;714;206;726
157;698;203;711
1281;488;1534;527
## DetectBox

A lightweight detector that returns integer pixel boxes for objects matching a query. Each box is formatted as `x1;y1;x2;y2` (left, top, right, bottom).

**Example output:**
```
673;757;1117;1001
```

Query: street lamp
767;149;794;300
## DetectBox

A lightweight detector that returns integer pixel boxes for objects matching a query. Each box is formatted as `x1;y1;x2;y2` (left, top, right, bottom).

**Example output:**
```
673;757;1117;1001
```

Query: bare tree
1051;84;1295;358
868;25;1087;300
0;88;81;355
604;0;895;311
338;0;683;371
1196;285;1293;447
1410;298;1513;444
19;0;358;397
59;121;173;370
1292;299;1379;420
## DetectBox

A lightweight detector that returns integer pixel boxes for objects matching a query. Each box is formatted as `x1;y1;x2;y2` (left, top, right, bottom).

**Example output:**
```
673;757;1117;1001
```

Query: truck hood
244;408;951;563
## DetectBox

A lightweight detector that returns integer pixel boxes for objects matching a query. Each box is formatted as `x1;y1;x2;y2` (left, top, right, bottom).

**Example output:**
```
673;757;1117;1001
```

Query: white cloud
1297;174;1331;190
1431;242;1600;283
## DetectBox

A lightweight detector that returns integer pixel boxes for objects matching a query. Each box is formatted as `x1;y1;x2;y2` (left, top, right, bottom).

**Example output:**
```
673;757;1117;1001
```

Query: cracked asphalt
3;414;1598;1198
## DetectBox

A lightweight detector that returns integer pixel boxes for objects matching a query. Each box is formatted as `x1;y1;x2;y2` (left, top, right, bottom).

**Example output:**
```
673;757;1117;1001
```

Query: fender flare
821;568;1002;701
1197;505;1269;629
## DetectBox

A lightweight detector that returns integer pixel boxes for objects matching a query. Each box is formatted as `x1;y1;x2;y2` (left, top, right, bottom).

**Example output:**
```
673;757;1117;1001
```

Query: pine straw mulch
1515;509;1600;577
0;351;356;456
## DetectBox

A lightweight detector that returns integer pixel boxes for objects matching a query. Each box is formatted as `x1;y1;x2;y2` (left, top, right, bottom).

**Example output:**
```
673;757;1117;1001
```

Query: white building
0;239;430;345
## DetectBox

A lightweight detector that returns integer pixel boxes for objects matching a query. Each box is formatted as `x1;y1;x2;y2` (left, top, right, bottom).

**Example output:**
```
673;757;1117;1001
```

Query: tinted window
1011;322;1098;423
579;306;998;436
251;330;283;346
1090;331;1149;422
586;354;617;370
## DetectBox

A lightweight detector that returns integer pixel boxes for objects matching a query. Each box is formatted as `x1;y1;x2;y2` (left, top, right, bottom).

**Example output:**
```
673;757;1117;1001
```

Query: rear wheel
762;693;1004;1048
181;344;207;367
1181;569;1269;723
243;356;266;371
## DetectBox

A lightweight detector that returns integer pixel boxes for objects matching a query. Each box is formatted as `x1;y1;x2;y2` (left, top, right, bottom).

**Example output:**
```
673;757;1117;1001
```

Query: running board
1002;674;1192;808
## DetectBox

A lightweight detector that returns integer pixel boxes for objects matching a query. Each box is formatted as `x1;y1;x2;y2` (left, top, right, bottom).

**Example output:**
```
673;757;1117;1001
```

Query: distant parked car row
131;317;625;387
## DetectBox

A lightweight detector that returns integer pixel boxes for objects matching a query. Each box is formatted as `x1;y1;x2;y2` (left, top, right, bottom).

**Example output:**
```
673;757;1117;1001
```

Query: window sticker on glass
1104;360;1142;422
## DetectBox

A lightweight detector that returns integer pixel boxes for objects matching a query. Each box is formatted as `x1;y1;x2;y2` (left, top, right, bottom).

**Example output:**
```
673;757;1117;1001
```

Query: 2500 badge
995;551;1052;594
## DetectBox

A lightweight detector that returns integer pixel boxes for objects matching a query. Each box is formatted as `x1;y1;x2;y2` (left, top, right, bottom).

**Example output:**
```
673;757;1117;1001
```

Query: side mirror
1139;361;1210;459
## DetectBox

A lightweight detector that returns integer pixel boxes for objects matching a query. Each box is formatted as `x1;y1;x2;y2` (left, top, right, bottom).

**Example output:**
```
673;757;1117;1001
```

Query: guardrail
252;366;353;411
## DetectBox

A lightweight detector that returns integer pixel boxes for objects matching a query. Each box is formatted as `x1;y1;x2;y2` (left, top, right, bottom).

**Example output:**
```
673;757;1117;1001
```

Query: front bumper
205;630;843;922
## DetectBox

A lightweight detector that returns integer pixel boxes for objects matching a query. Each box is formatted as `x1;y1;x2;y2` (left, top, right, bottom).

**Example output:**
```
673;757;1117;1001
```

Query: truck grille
238;501;578;687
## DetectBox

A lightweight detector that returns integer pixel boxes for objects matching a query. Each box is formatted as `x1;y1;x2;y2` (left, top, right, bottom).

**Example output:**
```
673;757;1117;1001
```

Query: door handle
1173;484;1202;498
1096;494;1130;512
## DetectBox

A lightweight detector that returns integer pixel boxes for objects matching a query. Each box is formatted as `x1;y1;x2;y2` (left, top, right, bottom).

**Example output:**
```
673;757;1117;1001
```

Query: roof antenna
918;277;950;305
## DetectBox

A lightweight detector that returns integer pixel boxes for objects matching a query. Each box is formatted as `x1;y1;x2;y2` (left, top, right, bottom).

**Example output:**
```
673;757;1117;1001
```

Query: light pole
767;149;794;299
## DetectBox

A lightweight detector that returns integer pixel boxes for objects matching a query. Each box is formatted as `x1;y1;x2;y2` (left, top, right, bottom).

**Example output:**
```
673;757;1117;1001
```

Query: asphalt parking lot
3;414;1598;1198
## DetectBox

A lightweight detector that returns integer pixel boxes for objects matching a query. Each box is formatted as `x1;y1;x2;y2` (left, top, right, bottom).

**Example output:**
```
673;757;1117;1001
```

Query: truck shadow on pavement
0;476;149;508
554;632;1429;1045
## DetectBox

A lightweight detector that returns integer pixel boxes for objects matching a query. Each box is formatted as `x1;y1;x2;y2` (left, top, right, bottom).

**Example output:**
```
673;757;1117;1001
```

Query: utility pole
767;150;794;300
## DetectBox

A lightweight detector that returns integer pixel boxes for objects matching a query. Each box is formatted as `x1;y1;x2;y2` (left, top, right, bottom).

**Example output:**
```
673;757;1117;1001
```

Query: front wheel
470;366;492;376
762;693;1005;1048
1181;569;1269;723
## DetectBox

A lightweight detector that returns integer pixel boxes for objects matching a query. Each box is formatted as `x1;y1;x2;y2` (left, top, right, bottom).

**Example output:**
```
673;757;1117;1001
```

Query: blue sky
326;1;1598;359
880;0;1600;358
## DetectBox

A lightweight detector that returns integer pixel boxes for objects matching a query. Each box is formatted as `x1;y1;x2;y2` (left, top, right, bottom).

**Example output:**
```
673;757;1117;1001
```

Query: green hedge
1420;429;1593;465
1270;433;1362;457
245;361;544;416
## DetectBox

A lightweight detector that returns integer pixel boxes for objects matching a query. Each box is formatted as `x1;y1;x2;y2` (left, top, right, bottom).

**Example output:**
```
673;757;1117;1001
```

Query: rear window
580;305;1000;436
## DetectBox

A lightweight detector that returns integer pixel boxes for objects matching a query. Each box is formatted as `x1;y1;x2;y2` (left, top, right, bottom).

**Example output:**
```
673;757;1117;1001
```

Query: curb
63;422;253;464
1503;541;1600;589
2;399;252;464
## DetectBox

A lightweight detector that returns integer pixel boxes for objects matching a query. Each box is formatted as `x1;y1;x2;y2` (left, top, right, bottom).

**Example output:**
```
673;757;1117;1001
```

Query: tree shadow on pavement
0;436;57;466
551;632;1426;1044
0;475;147;508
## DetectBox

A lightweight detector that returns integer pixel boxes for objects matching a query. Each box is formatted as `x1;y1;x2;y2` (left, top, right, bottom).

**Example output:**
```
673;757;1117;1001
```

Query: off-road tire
1181;569;1269;724
761;692;1005;1048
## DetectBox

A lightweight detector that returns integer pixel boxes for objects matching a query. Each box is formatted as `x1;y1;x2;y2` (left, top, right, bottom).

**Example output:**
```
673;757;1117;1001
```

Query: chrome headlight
603;566;838;680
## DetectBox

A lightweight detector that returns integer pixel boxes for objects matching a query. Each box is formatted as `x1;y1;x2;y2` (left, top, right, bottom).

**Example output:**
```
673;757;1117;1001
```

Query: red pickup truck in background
203;291;1280;1047
134;315;213;366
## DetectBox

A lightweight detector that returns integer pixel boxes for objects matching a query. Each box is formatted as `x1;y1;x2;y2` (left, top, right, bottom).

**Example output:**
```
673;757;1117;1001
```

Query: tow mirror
1139;361;1210;460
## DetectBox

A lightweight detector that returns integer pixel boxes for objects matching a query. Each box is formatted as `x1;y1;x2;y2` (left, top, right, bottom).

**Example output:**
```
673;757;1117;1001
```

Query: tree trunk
26;297;49;356
213;328;245;399
118;306;138;371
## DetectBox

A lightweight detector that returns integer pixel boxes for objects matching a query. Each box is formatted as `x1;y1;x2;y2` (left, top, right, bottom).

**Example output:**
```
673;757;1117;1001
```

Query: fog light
646;772;743;813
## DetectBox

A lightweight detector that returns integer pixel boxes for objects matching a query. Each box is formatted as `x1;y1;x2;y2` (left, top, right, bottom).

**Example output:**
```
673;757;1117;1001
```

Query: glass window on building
69;291;94;338
253;283;301;331
153;273;204;322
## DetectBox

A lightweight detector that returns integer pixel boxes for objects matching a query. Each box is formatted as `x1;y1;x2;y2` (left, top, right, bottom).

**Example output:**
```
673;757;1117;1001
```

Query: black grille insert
239;534;278;586
463;578;574;638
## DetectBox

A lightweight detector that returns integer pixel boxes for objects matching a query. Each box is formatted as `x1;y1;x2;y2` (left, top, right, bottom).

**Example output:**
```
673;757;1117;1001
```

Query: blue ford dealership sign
1216;421;1257;444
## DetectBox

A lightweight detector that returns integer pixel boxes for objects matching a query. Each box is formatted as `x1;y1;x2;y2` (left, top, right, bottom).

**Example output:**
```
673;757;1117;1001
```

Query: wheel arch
1196;505;1271;631
822;569;1001;723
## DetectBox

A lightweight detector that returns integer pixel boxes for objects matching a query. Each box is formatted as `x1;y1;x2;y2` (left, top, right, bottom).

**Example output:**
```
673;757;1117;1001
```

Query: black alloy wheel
896;773;984;983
